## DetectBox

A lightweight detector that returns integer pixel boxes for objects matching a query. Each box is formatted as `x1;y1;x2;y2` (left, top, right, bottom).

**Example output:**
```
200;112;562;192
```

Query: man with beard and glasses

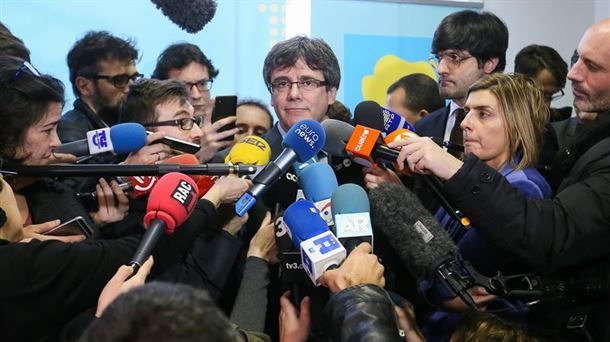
59;31;141;143
56;31;145;192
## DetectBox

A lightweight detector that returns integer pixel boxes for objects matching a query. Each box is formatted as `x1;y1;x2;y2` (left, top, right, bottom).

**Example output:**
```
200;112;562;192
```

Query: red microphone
130;154;202;197
130;172;199;271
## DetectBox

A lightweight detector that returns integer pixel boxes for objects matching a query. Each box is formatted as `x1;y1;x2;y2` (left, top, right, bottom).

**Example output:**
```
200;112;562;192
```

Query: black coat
441;112;610;341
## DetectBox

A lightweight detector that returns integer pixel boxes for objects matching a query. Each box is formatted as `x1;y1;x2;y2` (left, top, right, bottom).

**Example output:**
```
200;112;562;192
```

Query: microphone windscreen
369;183;457;279
354;101;384;131
300;163;338;202
225;135;271;165
284;199;329;248
282;119;325;162
151;0;217;33
163;153;201;182
110;123;147;154
384;128;417;145
331;183;369;215
321;119;354;157
144;172;199;234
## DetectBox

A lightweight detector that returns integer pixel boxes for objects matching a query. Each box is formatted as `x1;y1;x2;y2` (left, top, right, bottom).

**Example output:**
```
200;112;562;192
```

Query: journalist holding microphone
368;73;551;340
390;19;610;341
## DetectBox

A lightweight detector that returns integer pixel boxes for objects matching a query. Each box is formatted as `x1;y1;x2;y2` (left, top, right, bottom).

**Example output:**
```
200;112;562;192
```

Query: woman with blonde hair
386;73;552;341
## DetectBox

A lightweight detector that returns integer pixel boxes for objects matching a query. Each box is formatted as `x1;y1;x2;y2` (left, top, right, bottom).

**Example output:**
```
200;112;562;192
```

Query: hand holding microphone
319;242;385;294
387;136;463;180
130;172;199;272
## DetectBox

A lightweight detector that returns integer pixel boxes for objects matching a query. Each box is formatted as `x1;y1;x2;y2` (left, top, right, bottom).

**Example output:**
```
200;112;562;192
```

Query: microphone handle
54;140;90;157
372;145;400;162
130;219;166;273
5;164;257;177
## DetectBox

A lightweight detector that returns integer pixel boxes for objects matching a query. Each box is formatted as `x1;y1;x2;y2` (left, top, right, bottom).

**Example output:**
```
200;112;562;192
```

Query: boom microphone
235;119;325;216
151;0;217;33
368;183;478;307
54;123;147;157
283;200;346;285
77;154;202;198
130;172;199;271
4;163;256;177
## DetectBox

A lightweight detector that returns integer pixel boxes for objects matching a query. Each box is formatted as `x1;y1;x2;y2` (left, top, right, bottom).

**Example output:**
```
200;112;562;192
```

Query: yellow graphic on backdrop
362;55;437;106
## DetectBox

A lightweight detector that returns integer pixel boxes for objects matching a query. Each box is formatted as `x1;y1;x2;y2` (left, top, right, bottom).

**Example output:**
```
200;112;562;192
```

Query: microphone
76;154;203;198
54;123;147;157
331;183;373;253
283;200;346;285
293;156;318;178
383;128;418;145
235;119;325;216
322;119;399;165
353;100;416;134
151;0;217;33
5;163;256;177
368;183;478;308
299;162;338;227
225;135;272;166
130;172;199;271
353;101;386;132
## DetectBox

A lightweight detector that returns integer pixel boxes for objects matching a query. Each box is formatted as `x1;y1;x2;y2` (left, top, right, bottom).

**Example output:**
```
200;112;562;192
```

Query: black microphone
130;172;199;271
368;183;479;308
3;163;257;177
151;0;217;33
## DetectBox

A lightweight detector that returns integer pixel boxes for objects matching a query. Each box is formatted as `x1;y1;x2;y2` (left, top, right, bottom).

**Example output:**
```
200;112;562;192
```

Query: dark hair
0;56;64;163
0;22;31;61
79;282;240;342
237;98;274;127
263;35;340;91
387;74;444;113
67;31;138;97
151;43;219;80
514;44;568;89
326;100;352;123
119;78;190;125
432;10;508;73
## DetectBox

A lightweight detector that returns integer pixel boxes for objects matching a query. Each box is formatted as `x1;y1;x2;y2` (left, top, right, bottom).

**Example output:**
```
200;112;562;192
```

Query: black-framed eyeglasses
267;78;328;94
13;61;42;80
85;72;144;88
429;52;475;68
184;79;213;93
544;88;565;102
143;116;204;131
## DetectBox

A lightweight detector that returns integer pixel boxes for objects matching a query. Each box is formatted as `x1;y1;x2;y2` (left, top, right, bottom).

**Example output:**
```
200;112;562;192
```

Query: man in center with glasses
58;31;141;143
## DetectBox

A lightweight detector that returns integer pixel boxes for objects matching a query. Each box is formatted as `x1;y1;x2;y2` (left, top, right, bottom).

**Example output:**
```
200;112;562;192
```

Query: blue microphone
54;123;147;157
299;162;338;226
284;199;346;285
332;184;374;253
235;119;325;216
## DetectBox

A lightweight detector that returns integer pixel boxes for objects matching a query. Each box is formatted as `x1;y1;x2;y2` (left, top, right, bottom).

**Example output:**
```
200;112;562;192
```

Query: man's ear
75;76;94;98
418;109;430;119
327;87;337;105
483;58;499;74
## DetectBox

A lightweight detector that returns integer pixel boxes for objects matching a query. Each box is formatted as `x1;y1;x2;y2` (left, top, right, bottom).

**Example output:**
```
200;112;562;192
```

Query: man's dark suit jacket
414;105;450;140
